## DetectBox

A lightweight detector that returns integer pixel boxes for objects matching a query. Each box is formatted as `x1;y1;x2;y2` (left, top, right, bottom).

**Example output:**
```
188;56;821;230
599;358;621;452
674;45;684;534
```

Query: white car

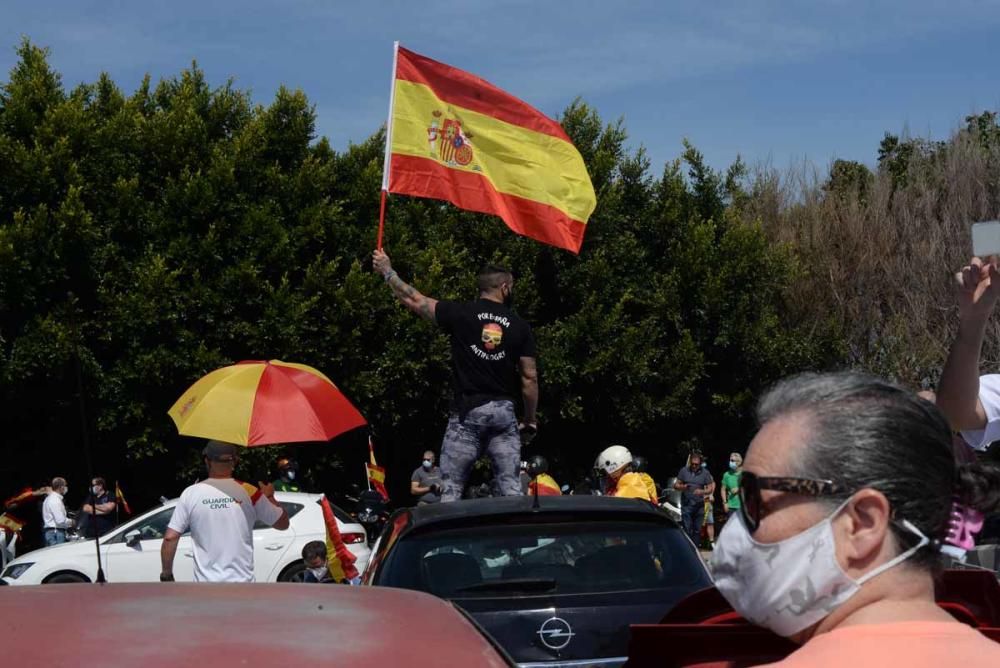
1;492;369;585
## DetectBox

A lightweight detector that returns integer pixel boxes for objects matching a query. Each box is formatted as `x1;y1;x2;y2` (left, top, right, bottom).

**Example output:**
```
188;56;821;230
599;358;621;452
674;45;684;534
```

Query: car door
252;501;300;581
102;506;196;582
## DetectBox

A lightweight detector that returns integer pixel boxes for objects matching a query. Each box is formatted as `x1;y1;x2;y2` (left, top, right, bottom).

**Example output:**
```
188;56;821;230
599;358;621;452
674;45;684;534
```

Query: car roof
399;495;672;532
0;583;511;666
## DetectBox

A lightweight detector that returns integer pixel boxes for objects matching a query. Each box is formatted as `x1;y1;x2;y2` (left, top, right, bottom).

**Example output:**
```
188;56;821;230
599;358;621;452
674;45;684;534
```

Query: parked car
1;491;369;584
363;495;711;667
0;582;513;666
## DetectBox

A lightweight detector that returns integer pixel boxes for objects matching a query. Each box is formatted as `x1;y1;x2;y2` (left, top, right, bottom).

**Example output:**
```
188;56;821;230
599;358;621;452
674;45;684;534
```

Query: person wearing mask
80;476;117;538
160;441;289;583
674;452;714;545
373;250;538;501
711;372;1000;666
273;457;301;492
720;452;743;519
631;455;658;502
411;450;443;505
594;446;657;502
41;477;74;546
301;541;333;583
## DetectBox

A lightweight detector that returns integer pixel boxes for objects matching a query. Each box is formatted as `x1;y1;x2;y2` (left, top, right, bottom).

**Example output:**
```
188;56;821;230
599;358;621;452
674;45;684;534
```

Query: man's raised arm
372;249;438;322
937;256;1000;430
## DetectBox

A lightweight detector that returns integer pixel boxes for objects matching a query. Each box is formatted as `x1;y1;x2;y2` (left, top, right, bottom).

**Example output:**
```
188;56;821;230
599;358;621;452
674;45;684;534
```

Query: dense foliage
1;40;850;510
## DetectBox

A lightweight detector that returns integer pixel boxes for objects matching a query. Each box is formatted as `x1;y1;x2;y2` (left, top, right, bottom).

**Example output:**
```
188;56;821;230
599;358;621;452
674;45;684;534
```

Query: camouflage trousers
439;400;522;502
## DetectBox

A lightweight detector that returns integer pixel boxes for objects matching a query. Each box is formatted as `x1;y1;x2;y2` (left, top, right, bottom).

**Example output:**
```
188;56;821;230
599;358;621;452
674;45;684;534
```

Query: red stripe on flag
395;47;571;143
389;154;587;254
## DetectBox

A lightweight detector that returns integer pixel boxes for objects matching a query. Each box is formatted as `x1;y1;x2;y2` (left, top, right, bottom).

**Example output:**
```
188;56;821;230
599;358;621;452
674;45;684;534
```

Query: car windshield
378;519;705;598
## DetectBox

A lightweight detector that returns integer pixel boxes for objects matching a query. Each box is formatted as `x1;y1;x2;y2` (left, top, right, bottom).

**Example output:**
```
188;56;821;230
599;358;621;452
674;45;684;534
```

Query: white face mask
307;566;328;581
286;471;296;481
710;498;929;637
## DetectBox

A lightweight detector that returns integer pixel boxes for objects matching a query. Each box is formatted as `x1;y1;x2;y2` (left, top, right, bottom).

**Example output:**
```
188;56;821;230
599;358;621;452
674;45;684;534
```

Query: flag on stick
115;482;132;516
367;437;390;503
319;496;360;584
380;44;596;253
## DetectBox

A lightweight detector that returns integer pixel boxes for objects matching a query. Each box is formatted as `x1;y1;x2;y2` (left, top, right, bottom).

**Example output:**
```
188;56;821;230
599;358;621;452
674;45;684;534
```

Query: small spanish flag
115;482;132;516
320;496;359;583
367;437;390;503
384;45;596;253
529;473;562;496
0;512;25;533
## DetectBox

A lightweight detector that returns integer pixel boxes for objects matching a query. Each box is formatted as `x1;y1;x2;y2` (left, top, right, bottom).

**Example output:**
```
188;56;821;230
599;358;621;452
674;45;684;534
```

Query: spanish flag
320;496;359;583
367;437;390;503
0;512;25;533
115;482;132;516
384;44;596;254
529;473;562;496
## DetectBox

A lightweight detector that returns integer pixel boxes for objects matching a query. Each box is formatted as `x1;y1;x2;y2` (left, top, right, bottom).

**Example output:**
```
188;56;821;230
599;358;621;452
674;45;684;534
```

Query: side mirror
125;530;141;548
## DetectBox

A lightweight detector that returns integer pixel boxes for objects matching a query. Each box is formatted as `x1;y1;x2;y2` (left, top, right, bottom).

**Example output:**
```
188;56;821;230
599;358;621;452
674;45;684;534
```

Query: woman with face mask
711;372;1000;666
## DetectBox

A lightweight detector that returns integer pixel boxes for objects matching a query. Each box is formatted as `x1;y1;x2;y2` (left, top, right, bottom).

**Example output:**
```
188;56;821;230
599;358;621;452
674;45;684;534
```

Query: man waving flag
379;43;597;254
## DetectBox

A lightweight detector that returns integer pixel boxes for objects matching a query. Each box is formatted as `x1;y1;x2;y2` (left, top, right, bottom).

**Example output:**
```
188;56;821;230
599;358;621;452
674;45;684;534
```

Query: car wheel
43;571;89;584
277;560;307;583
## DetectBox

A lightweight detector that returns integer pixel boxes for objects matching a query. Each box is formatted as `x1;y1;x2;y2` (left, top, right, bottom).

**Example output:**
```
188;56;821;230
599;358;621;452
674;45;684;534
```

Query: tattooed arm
372;249;439;322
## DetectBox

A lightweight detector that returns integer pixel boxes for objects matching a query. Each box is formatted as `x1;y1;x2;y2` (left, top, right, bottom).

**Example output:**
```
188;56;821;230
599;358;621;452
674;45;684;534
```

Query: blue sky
3;1;999;174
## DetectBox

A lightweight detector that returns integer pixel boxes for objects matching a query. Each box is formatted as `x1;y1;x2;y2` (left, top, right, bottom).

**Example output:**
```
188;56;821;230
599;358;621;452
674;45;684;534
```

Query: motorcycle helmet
594;445;633;476
632;455;648;473
526;454;549;477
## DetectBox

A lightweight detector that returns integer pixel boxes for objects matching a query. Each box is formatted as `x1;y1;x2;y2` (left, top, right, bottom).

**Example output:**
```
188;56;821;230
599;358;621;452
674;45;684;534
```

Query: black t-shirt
434;299;536;411
80;491;115;537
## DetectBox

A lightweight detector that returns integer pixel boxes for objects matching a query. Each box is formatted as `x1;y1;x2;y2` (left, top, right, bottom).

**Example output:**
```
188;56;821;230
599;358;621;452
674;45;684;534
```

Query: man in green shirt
720;452;743;518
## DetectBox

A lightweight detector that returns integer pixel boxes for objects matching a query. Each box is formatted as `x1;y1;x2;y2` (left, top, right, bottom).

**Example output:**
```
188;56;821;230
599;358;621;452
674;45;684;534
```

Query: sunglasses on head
738;471;848;534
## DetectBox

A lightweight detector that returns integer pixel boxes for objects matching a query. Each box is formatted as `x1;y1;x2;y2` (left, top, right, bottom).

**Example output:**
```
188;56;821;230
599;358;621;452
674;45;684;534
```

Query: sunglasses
739;471;848;534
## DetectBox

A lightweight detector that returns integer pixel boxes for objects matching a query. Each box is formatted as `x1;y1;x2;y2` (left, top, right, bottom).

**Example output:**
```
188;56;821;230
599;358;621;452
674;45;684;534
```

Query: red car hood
0;583;510;667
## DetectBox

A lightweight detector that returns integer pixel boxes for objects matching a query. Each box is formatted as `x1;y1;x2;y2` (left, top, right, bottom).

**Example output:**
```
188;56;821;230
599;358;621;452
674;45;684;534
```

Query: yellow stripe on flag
390;80;596;225
367;464;386;484
168;364;264;445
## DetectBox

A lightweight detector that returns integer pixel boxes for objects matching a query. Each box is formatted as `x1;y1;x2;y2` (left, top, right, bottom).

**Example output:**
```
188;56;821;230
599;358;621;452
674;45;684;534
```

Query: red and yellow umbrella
168;360;367;446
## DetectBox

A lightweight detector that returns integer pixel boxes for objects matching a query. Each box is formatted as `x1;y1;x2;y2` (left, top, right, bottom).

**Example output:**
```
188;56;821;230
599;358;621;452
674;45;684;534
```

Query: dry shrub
746;122;1000;387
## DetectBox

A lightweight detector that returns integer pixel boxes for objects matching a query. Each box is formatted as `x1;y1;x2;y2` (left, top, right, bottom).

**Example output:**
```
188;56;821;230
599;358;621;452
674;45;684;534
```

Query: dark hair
758;371;1000;569
91;477;106;488
301;540;327;562
477;265;512;293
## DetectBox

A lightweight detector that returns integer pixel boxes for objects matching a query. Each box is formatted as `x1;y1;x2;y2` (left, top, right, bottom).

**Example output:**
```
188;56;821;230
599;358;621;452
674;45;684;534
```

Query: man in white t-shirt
160;441;289;582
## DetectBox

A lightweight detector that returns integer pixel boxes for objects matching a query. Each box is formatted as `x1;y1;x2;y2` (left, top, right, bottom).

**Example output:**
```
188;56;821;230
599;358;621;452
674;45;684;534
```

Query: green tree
0;40;838;509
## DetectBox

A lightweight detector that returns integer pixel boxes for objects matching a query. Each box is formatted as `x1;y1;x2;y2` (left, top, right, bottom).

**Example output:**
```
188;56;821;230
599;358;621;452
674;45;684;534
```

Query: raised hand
955;256;1000;324
372;249;393;277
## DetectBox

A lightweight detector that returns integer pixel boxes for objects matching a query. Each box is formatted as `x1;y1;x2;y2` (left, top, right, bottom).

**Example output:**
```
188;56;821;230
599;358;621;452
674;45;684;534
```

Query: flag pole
364;463;372;492
377;41;400;251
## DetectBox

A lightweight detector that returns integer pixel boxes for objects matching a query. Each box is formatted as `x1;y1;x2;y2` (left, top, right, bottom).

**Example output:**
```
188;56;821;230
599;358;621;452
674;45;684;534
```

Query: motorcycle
354;488;390;548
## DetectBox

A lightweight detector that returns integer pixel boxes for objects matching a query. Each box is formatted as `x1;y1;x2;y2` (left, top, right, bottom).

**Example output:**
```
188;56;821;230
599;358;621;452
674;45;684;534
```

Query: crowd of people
6;249;1000;665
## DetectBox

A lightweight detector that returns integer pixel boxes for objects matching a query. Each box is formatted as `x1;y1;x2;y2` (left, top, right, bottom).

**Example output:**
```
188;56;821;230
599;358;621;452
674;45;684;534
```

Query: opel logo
536;616;575;650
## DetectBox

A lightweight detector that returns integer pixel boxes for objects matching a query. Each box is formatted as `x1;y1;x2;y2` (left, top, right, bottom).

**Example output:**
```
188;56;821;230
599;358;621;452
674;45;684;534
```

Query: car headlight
3;562;34;580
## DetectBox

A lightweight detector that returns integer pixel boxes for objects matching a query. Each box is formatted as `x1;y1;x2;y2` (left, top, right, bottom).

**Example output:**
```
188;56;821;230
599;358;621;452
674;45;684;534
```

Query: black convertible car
362;495;711;667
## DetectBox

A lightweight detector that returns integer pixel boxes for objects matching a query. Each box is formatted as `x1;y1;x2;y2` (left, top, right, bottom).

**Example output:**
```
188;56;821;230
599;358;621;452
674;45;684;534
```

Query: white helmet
594;445;633;476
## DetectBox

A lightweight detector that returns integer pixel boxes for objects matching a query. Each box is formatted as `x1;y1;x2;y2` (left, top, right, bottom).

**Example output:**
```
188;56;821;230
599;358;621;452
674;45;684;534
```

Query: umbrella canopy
168;360;367;446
